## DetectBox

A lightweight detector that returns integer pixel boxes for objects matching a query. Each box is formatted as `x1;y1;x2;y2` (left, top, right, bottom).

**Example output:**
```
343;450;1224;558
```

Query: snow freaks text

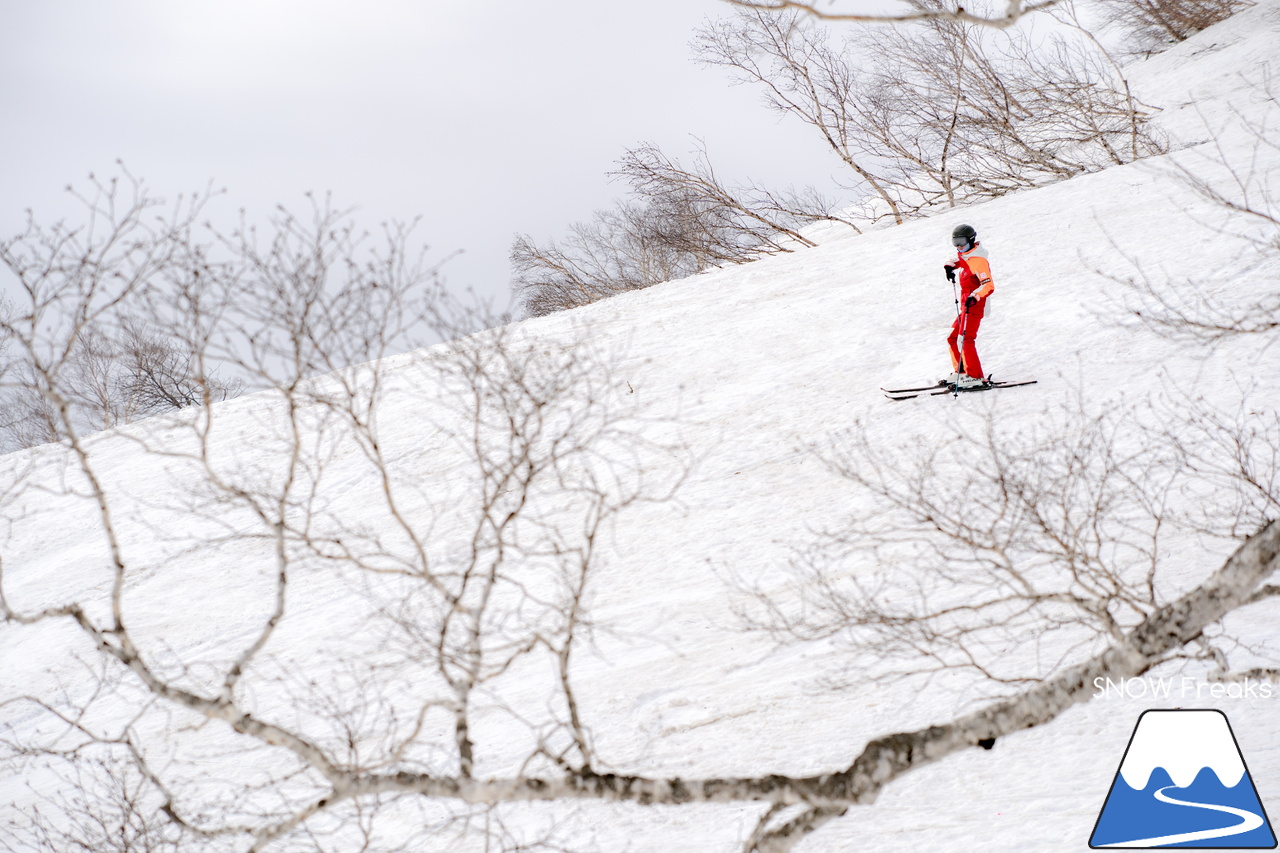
1093;677;1277;700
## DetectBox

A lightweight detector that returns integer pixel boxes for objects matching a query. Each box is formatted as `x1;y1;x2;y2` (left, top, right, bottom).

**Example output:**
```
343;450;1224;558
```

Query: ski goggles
952;236;973;247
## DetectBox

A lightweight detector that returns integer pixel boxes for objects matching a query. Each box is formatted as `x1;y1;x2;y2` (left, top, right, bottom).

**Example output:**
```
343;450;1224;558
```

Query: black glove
965;294;979;308
944;265;956;283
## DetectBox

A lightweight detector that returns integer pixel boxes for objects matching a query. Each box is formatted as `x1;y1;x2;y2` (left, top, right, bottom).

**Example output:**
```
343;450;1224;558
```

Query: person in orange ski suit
943;224;994;387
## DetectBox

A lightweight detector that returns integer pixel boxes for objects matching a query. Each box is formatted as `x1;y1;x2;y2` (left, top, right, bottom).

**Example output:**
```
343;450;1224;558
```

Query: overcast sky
1;1;840;310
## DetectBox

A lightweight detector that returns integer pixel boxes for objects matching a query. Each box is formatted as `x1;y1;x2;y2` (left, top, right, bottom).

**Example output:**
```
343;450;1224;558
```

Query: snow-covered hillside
3;4;1279;852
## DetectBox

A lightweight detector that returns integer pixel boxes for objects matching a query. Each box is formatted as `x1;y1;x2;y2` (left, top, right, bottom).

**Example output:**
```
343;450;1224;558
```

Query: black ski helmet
952;224;977;249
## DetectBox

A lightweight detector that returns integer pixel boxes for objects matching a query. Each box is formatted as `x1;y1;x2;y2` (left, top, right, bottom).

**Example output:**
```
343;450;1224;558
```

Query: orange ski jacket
948;243;994;303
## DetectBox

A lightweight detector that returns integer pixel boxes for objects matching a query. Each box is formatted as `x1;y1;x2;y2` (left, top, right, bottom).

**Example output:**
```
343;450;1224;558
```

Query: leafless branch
697;4;1162;226
718;0;1064;30
1101;74;1280;345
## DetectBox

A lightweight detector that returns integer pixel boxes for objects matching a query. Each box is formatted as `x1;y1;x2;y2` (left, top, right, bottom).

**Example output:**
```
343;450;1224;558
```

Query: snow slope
3;4;1280;851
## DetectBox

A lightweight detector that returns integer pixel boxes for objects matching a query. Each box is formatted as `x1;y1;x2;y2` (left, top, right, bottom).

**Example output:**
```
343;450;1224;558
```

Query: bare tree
718;0;1065;30
1094;0;1253;53
513;141;855;317
870;6;1163;189
696;5;1164;224
10;747;180;853
613;141;860;253
116;321;243;416
1;171;690;851
1105;76;1280;344
0;324;242;454
722;394;1279;848
8;410;1276;853
517;0;1171;320
0;171;241;452
695;10;908;224
746;402;1259;683
511;199;702;317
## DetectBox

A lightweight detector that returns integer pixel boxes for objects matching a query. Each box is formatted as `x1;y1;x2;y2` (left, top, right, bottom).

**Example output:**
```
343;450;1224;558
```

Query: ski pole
948;274;962;389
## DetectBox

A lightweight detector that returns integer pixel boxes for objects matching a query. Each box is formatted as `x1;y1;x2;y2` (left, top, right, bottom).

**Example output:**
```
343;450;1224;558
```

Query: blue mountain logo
1091;709;1276;848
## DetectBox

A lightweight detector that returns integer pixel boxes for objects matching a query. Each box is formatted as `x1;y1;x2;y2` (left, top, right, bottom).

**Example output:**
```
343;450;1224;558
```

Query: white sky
0;0;840;310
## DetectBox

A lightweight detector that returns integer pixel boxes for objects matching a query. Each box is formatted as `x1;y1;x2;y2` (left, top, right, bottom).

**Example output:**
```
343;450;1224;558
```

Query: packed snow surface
2;3;1280;851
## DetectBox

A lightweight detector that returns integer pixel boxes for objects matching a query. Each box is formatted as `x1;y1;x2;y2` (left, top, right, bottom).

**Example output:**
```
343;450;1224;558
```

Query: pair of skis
882;378;1037;400
884;288;1038;400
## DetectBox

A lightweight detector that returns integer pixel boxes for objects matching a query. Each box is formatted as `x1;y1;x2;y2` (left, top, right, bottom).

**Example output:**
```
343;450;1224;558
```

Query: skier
942;224;994;388
883;231;1031;398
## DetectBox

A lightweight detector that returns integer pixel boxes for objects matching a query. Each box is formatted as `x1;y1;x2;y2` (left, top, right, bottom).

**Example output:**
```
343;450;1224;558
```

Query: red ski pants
947;307;985;379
